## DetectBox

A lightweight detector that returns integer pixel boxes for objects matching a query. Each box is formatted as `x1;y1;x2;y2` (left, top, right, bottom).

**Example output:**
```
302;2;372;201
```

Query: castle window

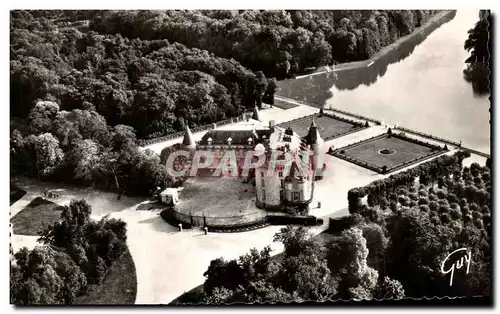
262;189;266;202
292;191;300;201
280;189;284;201
278;171;283;178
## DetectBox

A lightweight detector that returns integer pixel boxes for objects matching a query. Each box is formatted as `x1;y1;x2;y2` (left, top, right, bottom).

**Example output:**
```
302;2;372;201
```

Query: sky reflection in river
276;10;490;154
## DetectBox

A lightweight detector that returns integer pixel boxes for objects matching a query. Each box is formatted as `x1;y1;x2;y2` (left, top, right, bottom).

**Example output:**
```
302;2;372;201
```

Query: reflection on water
277;11;457;106
276;10;490;154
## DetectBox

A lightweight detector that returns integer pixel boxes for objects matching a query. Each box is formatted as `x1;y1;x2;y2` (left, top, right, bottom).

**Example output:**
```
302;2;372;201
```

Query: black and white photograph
7;3;493;307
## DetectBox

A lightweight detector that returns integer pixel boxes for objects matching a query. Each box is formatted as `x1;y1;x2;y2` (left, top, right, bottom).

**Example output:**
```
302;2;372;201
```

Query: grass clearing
10;197;64;236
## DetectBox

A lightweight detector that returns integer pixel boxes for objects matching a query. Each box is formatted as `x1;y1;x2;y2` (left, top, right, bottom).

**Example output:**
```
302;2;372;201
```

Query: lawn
277;113;365;141
272;98;299;110
10;197;64;236
75;248;137;305
332;134;445;173
10;184;27;206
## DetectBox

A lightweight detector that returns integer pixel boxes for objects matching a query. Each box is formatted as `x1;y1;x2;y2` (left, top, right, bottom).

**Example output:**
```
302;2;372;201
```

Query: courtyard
330;133;446;173
173;176;266;226
277;113;366;141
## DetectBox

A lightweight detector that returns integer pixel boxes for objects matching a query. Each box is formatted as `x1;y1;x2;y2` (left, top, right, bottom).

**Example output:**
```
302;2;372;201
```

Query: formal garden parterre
277;112;368;141
330;130;449;174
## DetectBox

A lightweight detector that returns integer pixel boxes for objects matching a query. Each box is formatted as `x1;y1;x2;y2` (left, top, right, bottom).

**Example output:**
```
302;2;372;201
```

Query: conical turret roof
251;106;261;121
304;116;323;145
182;124;196;148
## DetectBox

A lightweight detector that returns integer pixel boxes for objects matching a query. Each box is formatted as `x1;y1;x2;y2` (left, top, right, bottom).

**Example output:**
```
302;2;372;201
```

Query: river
276;10;490;154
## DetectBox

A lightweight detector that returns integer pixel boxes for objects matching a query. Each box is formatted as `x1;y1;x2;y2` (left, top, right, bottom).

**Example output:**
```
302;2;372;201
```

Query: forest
89;10;439;79
10;101;173;196
181;152;491;303
10;200;129;304
11;10;274;140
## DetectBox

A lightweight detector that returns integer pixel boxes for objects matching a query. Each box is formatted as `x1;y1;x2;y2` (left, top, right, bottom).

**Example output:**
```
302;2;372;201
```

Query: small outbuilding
159;188;179;205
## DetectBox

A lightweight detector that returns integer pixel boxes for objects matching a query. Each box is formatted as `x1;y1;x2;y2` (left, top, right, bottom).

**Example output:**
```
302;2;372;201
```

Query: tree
28;101;61;135
70;139;101;181
463;10;491;95
29;133;65;177
376;276;405;300
327;227;379;300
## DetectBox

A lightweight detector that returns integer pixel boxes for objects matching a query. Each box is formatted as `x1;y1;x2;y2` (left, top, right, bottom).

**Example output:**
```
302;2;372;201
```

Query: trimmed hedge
328;214;364;233
347;150;471;214
267;214;321;226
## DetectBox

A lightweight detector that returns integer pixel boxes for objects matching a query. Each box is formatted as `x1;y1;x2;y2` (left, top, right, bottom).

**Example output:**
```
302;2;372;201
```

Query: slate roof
182;125;196;147
303;116;323;145
251;106;261;121
199;129;273;146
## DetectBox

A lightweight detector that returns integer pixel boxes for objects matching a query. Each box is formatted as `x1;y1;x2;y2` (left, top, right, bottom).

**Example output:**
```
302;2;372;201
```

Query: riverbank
302;10;456;76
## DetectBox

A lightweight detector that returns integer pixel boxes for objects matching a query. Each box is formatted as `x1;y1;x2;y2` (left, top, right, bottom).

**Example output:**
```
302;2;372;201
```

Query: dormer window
227;137;233;145
207;137;213;145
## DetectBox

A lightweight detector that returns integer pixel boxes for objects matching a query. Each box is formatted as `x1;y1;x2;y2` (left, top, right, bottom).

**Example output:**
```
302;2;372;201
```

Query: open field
10;197;64;236
277;113;365;140
332;134;445;173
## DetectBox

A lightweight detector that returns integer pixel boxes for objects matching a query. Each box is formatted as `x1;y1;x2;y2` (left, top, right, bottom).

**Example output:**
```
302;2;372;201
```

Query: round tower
304;117;325;180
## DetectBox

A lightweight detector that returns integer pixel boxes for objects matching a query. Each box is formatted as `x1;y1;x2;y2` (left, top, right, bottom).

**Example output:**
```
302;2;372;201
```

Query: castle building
170;107;326;211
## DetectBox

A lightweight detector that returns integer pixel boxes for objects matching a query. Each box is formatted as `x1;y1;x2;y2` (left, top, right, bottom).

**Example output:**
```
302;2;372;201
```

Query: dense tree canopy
192;225;403;304
89;10;438;79
10;199;128;304
358;161;491;298
10;10;273;139
10;101;173;196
